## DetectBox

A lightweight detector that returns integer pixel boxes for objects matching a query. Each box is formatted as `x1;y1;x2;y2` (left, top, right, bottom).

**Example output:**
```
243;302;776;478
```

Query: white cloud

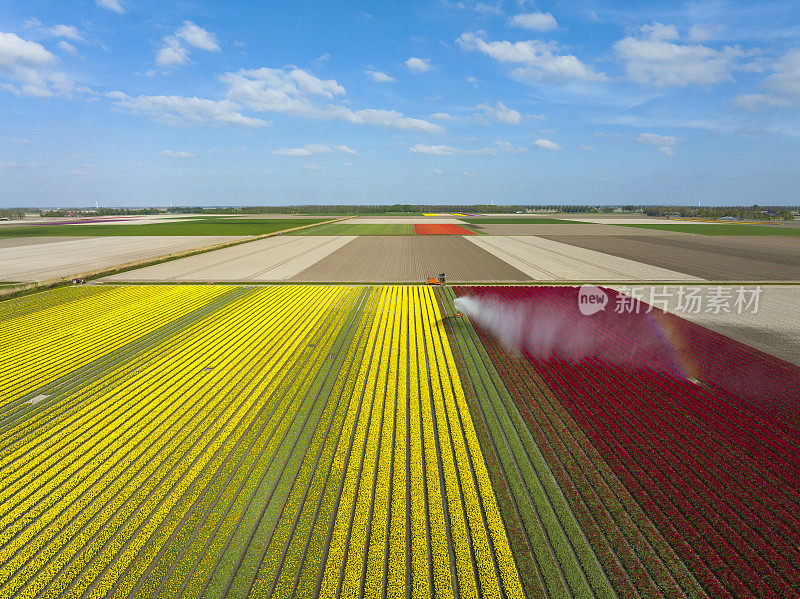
494;140;526;153
430;168;443;175
478;101;522;124
764;49;800;99
410;142;521;156
737;49;800;110
0;161;45;169
461;171;476;177
24;18;41;29
156;22;219;68
303;164;324;171
578;144;596;152
405;57;433;74
272;144;332;156
534;138;561;150
46;25;84;42
160;150;195;158
58;41;78;55
0;31;56;70
365;69;395;82
640;22;679;41
155;37;189;67
430;112;456;121
457;32;606;83
222;66;443;133
614;22;746;87
733;93;791;110
272;144;357;157
0;31;82;98
176;21;219;51
335;145;359;155
688;24;714;42
410;144;461;156
637;132;680;146
107;91;269;127
509;12;557;32
658;146;676;156
96;0;124;13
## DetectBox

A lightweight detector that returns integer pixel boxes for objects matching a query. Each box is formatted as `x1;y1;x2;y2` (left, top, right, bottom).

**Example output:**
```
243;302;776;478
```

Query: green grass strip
619;223;800;235
288;223;415;236
0;218;330;238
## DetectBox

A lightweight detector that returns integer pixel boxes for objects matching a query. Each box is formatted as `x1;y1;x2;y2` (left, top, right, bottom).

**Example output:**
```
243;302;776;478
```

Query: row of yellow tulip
0;285;229;410
0;285;350;598
319;286;524;598
0;284;524;598
0;287;291;596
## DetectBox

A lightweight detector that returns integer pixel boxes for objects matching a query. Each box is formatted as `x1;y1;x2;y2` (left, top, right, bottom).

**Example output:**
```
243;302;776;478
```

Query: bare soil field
289;235;530;282
465;235;699;281
104;235;356;281
608;284;800;366
0;236;91;249
547;235;800;281
0;236;247;282
470;223;688;236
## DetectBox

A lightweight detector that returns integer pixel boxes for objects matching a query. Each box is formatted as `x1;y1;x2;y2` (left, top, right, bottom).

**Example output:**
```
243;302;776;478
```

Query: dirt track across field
471;223;688;236
105;235;356;281
466;236;699;281
289;236;530;282
546;235;800;281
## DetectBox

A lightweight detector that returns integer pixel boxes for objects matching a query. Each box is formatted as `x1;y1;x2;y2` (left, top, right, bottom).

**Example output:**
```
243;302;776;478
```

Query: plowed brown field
544;235;800;281
289;236;530;282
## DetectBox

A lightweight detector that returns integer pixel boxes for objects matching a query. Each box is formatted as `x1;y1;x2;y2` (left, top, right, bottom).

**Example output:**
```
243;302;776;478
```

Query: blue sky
1;0;799;207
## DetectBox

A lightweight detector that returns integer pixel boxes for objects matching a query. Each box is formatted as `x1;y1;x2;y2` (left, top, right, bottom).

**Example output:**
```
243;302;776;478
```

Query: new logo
577;285;608;316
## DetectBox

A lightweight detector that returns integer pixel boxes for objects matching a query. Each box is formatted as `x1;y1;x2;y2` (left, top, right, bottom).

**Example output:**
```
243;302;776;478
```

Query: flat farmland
620;223;800;236
290;236;530;282
347;218;467;224
0;218;330;238
104;236;356;282
0;285;524;599
0;236;248;282
289;223;415;236
465;236;700;281
545;235;800;281
468;223;688;236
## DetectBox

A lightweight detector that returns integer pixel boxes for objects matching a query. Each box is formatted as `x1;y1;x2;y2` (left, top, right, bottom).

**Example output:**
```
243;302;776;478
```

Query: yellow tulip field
0;284;523;598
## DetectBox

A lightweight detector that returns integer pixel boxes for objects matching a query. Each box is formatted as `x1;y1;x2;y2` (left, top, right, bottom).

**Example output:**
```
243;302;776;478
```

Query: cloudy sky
1;0;799;207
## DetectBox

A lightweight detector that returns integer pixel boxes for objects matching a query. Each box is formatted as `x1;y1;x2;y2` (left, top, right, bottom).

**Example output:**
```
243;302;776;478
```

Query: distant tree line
0;209;26;220
41;208;163;217
24;204;799;219
642;205;795;220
